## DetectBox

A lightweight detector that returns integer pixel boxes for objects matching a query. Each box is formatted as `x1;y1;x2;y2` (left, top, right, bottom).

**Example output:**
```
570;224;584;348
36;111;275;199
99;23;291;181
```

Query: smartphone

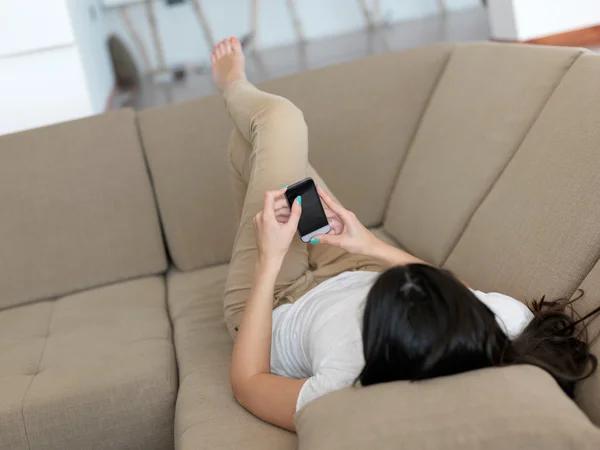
285;177;331;243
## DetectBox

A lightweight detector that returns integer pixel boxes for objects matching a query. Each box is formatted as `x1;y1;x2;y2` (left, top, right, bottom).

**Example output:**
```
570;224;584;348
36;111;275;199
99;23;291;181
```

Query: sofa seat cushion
0;277;177;450
296;365;600;450
167;265;295;450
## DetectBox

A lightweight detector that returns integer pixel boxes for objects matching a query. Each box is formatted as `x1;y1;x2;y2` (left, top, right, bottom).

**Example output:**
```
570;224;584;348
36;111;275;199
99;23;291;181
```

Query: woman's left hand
254;188;302;265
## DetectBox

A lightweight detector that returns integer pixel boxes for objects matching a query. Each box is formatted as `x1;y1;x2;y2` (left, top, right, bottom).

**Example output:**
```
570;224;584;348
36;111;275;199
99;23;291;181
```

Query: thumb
312;232;343;247
287;196;302;228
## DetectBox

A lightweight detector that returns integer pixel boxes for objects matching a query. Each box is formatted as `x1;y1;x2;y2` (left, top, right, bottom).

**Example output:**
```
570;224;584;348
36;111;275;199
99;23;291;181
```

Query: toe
218;39;228;56
224;39;232;54
214;45;222;59
210;53;216;65
231;36;242;53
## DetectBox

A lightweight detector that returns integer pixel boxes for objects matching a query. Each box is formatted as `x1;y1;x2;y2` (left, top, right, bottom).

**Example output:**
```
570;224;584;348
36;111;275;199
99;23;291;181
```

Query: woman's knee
256;96;306;132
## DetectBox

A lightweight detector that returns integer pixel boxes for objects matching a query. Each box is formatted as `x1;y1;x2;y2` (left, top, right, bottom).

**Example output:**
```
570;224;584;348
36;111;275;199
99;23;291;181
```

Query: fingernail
310;238;319;244
318;184;322;188
281;185;287;189
296;196;302;205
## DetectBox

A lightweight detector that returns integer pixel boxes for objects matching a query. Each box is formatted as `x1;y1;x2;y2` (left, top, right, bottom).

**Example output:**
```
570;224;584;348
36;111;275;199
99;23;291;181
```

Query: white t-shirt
270;271;533;411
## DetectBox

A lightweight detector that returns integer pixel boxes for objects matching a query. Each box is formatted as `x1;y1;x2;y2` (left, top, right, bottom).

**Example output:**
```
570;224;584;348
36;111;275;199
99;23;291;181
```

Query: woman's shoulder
470;289;534;339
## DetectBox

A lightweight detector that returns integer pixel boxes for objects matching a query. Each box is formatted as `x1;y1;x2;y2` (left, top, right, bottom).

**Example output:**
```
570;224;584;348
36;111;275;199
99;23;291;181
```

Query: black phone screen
285;178;329;237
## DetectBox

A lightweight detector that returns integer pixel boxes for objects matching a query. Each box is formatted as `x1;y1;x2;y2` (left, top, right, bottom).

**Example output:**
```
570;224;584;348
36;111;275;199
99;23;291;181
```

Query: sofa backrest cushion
441;54;600;422
259;44;454;228
138;96;239;272
444;54;600;300
384;43;583;266
0;109;167;309
140;44;453;272
295;365;600;450
572;260;600;426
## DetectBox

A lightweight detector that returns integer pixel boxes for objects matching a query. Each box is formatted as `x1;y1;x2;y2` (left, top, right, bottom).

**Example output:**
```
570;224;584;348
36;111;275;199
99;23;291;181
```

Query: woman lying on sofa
212;37;600;431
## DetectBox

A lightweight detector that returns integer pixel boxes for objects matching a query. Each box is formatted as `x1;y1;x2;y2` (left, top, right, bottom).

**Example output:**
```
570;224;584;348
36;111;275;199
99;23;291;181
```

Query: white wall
102;0;480;73
489;0;600;41
0;0;115;136
0;0;75;57
67;0;116;112
488;0;518;40
0;47;93;136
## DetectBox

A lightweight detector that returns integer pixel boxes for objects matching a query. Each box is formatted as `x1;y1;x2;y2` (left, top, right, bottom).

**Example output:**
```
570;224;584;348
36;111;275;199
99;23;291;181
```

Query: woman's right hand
313;185;379;256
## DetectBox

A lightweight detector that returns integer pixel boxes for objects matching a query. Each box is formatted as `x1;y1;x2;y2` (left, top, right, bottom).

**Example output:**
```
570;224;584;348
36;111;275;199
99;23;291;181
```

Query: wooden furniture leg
191;0;216;49
118;5;152;72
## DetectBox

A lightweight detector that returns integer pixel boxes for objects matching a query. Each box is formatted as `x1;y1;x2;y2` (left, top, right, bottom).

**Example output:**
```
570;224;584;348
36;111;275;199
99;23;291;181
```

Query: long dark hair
358;264;600;398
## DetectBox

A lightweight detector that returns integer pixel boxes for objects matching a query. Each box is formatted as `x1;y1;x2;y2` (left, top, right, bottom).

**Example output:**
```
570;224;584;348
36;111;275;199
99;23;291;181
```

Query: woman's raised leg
213;38;310;338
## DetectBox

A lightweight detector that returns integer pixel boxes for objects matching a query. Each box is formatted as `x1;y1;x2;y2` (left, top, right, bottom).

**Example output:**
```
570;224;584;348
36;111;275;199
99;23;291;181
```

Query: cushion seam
135;113;172;270
21;300;56;450
440;49;586;269
381;45;455;225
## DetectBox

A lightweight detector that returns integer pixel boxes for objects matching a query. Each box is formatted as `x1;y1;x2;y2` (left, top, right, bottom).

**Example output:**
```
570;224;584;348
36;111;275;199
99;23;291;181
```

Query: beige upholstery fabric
296;365;600;450
572;261;600;426
141;44;453;273
371;226;402;249
0;109;167;309
167;265;295;450
445;54;600;302
139;97;239;272
385;43;583;265
261;44;454;228
0;277;177;450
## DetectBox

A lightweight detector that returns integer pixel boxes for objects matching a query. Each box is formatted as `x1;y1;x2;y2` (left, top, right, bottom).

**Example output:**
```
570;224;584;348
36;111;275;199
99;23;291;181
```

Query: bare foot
211;37;246;92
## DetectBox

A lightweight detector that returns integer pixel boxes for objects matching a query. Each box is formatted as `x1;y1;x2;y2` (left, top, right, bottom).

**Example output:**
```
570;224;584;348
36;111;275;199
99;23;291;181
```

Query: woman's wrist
256;254;284;277
363;235;388;260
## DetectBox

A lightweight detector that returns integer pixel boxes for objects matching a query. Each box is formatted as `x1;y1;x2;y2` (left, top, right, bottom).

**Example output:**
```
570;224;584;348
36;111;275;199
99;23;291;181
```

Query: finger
327;218;344;235
274;196;289;211
325;209;340;220
286;196;302;229
311;232;343;247
317;185;350;220
263;188;287;219
275;208;291;218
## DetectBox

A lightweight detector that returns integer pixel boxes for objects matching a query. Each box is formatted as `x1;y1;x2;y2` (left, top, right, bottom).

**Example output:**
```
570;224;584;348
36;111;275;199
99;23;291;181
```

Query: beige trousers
223;80;384;339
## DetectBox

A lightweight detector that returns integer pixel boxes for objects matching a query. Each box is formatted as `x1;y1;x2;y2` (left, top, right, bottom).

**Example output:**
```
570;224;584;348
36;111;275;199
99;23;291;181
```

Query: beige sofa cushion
295;365;600;450
444;54;600;302
0;109;167;309
0;277;177;450
140;44;453;273
167;265;295;449
571;260;600;426
261;43;454;228
139;97;239;272
371;226;401;249
385;43;583;265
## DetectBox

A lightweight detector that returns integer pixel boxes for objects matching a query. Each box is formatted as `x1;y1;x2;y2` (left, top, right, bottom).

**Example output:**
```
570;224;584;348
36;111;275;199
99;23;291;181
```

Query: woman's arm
314;186;426;267
364;239;427;267
230;189;307;431
314;186;472;287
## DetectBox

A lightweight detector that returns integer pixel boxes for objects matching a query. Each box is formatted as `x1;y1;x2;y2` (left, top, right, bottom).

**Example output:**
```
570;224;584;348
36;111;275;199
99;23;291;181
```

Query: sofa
2;42;600;450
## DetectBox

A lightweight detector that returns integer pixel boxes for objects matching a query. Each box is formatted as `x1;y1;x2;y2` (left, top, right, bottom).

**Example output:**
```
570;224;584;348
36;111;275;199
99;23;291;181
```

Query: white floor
130;7;490;110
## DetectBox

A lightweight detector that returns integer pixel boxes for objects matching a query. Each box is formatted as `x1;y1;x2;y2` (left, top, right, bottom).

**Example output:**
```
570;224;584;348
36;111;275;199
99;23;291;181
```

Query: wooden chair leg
191;0;216;49
145;0;167;73
286;0;306;42
438;0;448;15
358;0;375;28
118;5;152;72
